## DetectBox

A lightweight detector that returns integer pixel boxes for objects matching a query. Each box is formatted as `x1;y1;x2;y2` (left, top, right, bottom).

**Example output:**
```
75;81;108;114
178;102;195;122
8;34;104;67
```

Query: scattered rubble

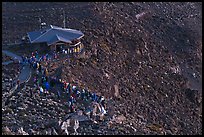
2;2;202;135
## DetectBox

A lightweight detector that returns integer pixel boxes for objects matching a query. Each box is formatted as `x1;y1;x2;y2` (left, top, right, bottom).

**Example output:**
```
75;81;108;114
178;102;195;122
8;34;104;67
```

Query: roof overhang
27;25;84;45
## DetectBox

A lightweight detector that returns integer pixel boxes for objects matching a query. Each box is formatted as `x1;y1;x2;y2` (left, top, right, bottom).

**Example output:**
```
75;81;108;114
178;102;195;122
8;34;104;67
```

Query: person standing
54;53;57;59
45;81;50;91
43;55;46;61
81;89;85;100
44;89;48;98
11;79;15;88
38;63;42;73
41;67;44;76
69;96;76;113
71;90;77;101
21;56;24;64
72;85;77;92
33;62;37;69
17;79;20;87
50;78;54;89
37;78;40;88
76;90;81;98
35;50;39;60
33;76;37;87
64;82;68;92
45;68;49;77
92;93;97;101
30;88;33;98
46;55;48;61
88;92;92;100
39;86;44;95
67;88;71;99
99;104;107;121
36;62;39;70
101;96;106;109
41;76;44;85
70;103;75;113
84;89;89;102
57;90;61;99
67;83;71;93
97;96;102;103
28;58;32;68
25;56;28;64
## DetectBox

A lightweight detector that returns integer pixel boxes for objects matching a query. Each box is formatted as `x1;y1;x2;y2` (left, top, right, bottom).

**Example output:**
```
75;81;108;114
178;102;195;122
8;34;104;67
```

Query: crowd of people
21;50;107;121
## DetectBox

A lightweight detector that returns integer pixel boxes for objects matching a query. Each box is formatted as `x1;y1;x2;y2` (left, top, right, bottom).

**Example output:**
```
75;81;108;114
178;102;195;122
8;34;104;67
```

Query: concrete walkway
2;50;31;84
2;50;32;108
18;65;32;84
2;50;22;62
2;60;14;65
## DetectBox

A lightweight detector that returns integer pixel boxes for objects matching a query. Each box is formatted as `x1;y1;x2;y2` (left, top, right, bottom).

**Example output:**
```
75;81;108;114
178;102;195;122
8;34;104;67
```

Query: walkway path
3;49;109;113
2;50;22;62
2;50;32;108
18;65;32;84
2;50;31;84
2;60;14;65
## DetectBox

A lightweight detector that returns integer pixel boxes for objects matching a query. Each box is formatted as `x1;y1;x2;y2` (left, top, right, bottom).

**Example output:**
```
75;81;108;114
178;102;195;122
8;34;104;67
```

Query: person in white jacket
39;86;44;95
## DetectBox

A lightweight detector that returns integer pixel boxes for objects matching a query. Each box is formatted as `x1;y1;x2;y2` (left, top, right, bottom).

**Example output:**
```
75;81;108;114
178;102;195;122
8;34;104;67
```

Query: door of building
56;45;62;52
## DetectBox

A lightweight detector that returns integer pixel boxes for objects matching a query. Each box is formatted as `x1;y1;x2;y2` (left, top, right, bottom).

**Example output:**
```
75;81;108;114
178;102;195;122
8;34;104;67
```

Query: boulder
60;118;80;135
5;78;9;82
27;129;36;135
114;84;121;98
2;126;15;135
52;127;58;135
60;119;69;135
17;127;29;135
111;114;126;124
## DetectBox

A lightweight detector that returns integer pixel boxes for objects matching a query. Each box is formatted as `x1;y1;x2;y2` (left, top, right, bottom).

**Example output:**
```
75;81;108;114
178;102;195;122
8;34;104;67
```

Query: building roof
27;25;84;45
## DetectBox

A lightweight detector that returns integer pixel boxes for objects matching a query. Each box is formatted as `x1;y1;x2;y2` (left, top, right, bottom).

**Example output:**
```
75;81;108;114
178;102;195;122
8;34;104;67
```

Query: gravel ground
2;2;202;135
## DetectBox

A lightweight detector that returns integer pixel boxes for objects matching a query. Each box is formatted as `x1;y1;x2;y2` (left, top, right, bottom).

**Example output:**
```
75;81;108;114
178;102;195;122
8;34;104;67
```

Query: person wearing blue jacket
81;89;85;100
91;93;96;101
45;81;50;91
57;90;61;99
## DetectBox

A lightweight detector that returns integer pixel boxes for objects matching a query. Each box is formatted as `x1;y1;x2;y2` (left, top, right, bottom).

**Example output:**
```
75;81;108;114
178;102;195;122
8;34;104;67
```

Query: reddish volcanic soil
2;2;202;135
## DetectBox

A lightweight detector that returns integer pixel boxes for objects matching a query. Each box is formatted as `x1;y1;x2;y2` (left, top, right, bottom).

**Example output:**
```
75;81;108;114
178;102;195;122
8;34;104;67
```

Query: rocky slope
2;2;202;135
